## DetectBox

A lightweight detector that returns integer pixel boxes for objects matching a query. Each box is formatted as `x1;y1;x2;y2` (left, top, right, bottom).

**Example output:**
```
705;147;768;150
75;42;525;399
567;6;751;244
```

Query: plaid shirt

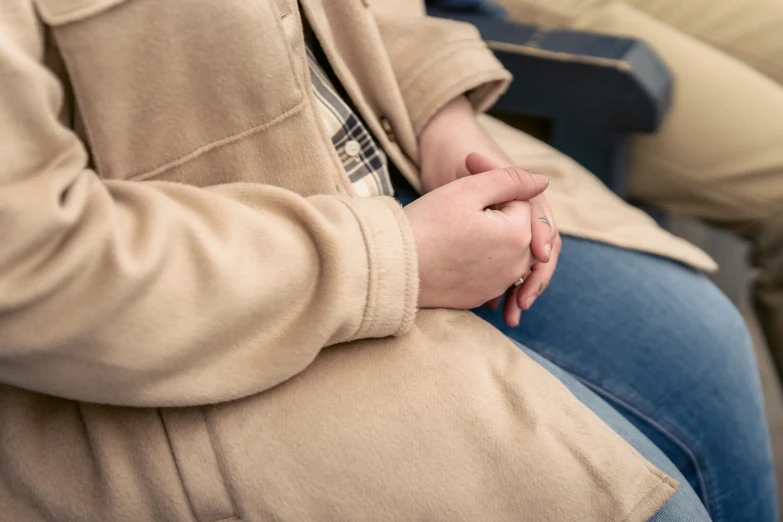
307;48;393;197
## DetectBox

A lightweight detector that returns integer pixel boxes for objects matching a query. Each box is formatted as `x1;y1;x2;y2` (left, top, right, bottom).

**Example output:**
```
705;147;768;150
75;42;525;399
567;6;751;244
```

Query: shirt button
344;139;361;157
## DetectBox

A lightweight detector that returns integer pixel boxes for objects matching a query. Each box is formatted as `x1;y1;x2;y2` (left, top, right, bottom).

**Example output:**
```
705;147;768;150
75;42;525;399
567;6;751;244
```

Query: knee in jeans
673;285;752;359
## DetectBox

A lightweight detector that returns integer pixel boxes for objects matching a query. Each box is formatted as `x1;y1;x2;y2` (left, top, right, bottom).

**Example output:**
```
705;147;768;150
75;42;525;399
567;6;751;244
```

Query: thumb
465;152;503;175
463;167;549;207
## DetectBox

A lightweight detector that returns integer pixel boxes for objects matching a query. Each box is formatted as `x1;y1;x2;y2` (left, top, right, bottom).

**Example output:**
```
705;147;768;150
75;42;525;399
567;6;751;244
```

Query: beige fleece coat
0;0;691;520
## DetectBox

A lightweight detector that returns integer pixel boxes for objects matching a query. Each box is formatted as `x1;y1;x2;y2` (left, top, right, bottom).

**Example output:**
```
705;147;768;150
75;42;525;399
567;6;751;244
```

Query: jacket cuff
343;196;419;339
402;42;512;136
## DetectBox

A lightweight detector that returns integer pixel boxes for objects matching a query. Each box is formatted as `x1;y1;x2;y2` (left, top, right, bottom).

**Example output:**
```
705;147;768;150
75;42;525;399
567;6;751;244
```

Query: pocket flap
35;0;129;25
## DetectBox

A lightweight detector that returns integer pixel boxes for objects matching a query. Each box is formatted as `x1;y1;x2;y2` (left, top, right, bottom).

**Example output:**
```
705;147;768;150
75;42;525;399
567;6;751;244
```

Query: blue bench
428;4;673;200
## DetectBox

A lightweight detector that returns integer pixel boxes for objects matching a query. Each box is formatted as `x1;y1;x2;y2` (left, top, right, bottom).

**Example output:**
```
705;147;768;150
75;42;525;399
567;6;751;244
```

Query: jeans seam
532;349;716;517
577;378;715;516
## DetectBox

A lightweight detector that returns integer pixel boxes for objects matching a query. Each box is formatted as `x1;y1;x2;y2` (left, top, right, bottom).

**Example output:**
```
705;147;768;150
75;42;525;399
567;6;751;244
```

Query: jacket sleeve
369;0;512;136
0;3;418;407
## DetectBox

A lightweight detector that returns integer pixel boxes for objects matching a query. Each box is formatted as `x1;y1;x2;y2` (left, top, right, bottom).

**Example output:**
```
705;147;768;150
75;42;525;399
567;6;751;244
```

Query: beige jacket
0;0;683;520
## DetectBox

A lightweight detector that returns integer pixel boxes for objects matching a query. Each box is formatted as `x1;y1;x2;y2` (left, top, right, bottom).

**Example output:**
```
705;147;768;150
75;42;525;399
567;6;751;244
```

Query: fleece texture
0;0;678;520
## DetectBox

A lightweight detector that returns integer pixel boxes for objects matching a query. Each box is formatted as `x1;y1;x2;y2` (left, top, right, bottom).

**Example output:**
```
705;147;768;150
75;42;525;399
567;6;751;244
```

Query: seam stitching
40;0;126;24
157;409;201;522
398;201;416;335
201;408;241;522
128;98;307;181
335;199;378;339
619;475;671;522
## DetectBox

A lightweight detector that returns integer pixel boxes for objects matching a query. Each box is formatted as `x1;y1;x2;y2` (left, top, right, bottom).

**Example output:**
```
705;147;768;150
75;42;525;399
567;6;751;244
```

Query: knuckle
502;167;537;187
521;169;538;186
502;167;523;186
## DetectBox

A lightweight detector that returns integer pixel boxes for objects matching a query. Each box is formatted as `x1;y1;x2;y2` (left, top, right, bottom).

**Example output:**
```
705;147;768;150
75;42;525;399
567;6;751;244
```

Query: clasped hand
405;96;561;327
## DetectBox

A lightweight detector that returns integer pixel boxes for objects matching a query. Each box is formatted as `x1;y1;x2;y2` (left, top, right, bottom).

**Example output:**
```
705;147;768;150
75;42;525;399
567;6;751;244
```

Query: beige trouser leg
624;0;783;86
500;0;783;375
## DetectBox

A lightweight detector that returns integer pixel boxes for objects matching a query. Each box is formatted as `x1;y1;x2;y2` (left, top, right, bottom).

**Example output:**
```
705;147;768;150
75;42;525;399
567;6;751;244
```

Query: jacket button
379;116;394;142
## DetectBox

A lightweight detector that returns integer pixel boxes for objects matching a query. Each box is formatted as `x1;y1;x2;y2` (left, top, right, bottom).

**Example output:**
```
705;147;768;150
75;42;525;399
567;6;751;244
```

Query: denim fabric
392;176;777;521
475;237;778;522
518;344;710;522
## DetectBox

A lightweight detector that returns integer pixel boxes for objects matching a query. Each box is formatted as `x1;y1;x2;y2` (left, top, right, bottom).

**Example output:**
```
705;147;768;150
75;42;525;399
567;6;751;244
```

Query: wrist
419;96;478;192
418;95;475;152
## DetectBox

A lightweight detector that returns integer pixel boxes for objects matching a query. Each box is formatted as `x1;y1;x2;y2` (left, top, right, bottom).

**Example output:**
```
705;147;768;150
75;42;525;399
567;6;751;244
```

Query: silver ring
513;276;525;287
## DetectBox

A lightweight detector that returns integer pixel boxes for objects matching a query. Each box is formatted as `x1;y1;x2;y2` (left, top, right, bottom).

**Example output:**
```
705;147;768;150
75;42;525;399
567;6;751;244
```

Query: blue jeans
392;177;777;521
475;238;778;522
520;344;710;521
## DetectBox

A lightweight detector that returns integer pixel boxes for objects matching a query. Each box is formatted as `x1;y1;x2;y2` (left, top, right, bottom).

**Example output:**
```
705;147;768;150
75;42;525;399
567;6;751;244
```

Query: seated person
0;0;770;520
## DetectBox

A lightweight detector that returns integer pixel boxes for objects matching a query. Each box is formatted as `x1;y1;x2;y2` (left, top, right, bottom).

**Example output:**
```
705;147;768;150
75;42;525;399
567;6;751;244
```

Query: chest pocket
35;0;304;181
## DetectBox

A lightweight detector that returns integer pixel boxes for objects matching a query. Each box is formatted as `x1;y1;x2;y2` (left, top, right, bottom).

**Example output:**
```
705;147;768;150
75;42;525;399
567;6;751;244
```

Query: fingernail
544;244;552;259
533;173;549;185
524;296;536;309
